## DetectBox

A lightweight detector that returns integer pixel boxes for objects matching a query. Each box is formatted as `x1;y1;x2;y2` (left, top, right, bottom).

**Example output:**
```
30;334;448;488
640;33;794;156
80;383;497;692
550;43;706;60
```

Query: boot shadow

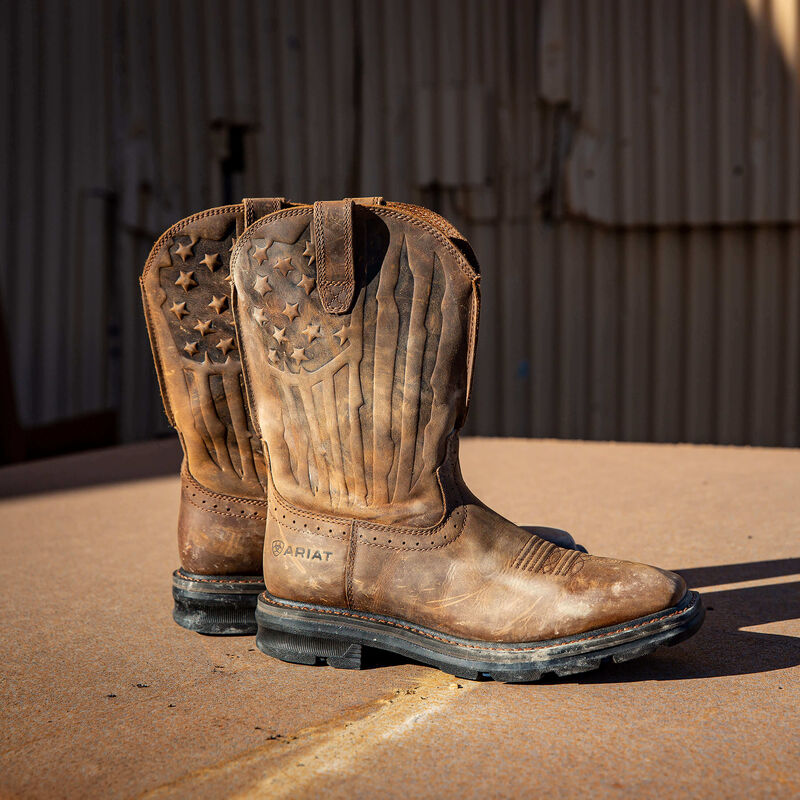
357;558;800;682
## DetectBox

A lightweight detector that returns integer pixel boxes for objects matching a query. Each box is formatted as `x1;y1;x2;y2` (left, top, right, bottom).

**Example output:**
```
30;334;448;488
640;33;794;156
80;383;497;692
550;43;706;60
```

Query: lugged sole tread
172;568;264;636
254;591;704;683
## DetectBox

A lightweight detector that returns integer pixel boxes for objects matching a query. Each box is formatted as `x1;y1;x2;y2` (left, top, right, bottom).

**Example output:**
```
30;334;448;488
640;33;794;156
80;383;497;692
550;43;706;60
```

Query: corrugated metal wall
2;0;799;448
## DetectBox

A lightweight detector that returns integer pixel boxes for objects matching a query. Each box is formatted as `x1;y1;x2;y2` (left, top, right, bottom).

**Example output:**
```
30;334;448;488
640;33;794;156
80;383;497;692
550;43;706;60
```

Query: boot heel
256;626;363;670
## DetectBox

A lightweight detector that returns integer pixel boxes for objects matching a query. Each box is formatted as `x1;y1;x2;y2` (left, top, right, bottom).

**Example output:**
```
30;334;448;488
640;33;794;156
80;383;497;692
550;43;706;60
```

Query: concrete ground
1;437;798;799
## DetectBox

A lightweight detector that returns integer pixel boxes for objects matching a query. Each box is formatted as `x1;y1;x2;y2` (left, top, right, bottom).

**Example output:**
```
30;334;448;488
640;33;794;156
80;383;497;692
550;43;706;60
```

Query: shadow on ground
354;558;800;682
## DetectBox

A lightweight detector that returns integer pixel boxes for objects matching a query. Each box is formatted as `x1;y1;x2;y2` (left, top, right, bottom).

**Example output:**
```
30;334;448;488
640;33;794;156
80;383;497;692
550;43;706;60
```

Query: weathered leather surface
234;203;477;527
233;199;686;642
141;201;287;573
177;465;266;574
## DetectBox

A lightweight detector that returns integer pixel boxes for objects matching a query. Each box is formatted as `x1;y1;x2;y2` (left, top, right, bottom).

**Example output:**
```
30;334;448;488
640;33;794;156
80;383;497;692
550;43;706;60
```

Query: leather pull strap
348;196;385;206
313;199;355;314
238;197;286;235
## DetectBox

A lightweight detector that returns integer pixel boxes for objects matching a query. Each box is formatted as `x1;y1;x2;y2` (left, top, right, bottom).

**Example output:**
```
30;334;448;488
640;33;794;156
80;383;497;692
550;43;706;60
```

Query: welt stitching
181;574;263;584
261;598;690;652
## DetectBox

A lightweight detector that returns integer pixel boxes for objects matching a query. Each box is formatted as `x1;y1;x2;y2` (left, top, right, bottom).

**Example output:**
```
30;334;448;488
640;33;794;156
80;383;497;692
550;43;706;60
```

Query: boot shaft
141;199;295;574
231;200;480;527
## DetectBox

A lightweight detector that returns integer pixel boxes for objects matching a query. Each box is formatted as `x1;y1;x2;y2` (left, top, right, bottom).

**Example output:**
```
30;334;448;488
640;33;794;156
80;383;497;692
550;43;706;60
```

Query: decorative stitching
273;517;349;540
357;506;469;551
184;493;265;519
183;468;268;507
260;596;693;652
270;486;350;525
141;204;242;280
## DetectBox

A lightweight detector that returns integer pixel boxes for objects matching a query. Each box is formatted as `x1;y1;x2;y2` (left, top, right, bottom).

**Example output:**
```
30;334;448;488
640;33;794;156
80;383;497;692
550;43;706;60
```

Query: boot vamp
351;504;686;643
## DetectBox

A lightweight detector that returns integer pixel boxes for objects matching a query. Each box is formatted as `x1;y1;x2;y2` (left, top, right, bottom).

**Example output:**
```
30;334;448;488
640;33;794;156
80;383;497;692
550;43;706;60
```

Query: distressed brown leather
141;199;293;574
233;199;686;642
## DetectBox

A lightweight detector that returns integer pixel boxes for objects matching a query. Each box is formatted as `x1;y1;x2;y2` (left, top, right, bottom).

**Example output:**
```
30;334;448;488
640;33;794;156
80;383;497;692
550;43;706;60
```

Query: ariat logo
271;540;333;562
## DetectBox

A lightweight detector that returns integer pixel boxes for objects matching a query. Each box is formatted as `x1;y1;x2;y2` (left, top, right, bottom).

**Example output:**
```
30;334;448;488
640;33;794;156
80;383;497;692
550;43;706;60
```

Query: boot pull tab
348;196;385;206
239;197;287;234
313;199;356;314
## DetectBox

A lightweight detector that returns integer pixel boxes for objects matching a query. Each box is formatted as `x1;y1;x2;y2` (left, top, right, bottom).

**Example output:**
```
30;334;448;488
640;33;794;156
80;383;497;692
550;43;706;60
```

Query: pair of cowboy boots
142;197;703;681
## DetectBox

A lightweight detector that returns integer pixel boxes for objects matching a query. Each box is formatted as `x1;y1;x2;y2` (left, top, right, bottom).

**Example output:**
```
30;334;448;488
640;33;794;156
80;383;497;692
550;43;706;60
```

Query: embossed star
282;302;299;322
175;270;197;292
303;240;315;265
183;341;199;356
169;301;188;320
175;241;194;262
297;274;315;295
253;274;272;296
290;347;309;365
268;349;281;365
302;324;320;343
217;337;235;355
253;307;270;326
334;324;351;345
200;252;219;271
274;257;293;277
193;319;213;336
253;245;269;264
208;295;228;314
272;326;287;345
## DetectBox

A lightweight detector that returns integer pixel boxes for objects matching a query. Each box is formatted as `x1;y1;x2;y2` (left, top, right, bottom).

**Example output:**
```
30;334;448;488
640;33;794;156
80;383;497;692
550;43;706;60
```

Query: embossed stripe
222;371;257;482
417;254;460;490
299;382;334;502
347;293;368;503
322;373;348;506
392;236;434;503
371;234;403;504
183;368;219;469
184;366;235;474
276;380;311;491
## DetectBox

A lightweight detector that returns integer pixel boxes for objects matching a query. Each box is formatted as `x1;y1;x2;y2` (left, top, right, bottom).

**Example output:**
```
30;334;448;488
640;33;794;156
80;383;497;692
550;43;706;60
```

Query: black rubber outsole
172;569;265;635
255;590;704;682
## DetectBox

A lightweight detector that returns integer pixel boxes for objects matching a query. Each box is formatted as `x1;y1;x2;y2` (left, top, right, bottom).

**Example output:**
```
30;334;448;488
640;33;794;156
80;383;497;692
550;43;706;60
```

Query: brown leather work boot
141;197;583;636
231;199;703;681
141;197;300;634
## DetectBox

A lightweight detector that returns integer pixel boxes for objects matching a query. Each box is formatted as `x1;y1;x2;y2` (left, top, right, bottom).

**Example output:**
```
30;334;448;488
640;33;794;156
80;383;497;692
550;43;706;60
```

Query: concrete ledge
1;437;798;798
